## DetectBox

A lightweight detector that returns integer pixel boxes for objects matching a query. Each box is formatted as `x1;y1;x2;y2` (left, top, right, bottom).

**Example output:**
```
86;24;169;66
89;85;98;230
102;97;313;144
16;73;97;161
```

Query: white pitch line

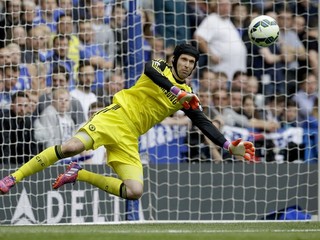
65;229;320;234
11;229;319;234
99;229;320;234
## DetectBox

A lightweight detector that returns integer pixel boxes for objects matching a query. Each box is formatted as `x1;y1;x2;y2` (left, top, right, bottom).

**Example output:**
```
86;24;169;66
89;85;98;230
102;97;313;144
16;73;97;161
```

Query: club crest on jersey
89;124;96;131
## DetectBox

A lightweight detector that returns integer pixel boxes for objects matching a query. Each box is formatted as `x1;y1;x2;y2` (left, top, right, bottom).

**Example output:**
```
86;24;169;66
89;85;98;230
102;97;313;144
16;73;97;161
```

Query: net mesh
0;0;318;223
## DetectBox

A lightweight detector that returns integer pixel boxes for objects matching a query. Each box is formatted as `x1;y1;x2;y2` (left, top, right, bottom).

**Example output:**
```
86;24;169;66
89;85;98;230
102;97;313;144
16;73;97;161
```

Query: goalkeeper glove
223;138;255;161
170;86;201;110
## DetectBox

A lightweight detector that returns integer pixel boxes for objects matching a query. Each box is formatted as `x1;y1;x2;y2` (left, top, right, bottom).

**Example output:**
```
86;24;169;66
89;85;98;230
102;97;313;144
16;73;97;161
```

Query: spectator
292;73;318;122
200;91;222;122
0;91;37;164
278;99;304;162
58;0;73;17
241;94;277;162
25;24;53;64
34;0;64;33
293;15;306;42
36;64;85;128
70;60;98;120
7;26;27;52
245;75;259;95
214;71;230;91
0;47;11;66
21;0;38;33
222;90;279;132
212;88;229;114
78;20;113;95
231;3;248;38
290;0;318;29
229;71;248;92
194;0;247;81
90;0;115;65
56;14;80;74
0;0;22;48
103;69;125;106
139;7;154;43
46;35;74;88
8;26;28;62
139;8;153;62
262;95;286;123
246;75;264;108
1;65;22;108
27;91;39;115
246;0;267;12
242;95;264;124
277;7;306;94
280;99;299;129
34;88;76;149
27;62;47;98
6;43;22;65
6;43;32;92
231;72;263;109
151;36;166;61
194;67;217;94
109;2;128;68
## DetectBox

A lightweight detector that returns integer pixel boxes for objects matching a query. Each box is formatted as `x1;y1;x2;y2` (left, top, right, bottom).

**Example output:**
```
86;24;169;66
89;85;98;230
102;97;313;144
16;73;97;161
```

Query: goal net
0;0;318;224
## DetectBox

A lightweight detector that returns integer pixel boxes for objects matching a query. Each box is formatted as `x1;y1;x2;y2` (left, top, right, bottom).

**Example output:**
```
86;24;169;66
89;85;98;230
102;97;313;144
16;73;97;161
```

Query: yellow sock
12;146;60;182
77;169;124;197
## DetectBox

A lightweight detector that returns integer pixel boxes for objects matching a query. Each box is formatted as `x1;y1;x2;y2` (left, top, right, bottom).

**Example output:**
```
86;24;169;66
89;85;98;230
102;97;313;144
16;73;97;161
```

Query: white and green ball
248;15;280;47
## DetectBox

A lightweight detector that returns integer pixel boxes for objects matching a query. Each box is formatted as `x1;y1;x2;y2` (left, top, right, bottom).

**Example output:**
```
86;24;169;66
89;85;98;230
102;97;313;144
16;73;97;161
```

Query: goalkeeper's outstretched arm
184;109;255;161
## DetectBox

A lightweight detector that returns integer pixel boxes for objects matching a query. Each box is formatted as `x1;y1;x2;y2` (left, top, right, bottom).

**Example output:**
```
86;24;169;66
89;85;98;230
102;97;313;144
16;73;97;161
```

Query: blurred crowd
0;0;318;165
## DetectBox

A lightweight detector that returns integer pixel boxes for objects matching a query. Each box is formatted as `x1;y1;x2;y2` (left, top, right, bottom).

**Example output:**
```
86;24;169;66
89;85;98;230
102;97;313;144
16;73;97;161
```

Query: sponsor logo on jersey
160;87;178;105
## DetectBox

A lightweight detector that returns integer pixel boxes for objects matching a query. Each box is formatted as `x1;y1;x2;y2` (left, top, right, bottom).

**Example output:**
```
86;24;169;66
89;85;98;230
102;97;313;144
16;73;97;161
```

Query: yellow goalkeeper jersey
112;59;192;135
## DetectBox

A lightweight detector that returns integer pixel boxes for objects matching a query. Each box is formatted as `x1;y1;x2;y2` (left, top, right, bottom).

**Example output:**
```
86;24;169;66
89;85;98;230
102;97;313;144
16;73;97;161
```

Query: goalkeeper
0;43;255;199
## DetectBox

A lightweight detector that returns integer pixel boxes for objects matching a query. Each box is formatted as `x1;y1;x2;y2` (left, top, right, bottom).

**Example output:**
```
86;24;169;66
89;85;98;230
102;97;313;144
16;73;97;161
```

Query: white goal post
0;0;319;224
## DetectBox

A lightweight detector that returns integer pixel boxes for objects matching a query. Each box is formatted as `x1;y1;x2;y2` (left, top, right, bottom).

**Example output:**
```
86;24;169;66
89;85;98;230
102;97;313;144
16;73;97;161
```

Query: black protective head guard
172;43;200;78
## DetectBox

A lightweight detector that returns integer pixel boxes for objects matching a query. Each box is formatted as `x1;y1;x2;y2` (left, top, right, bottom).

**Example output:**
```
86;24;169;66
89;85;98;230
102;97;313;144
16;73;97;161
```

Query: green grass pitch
1;222;320;240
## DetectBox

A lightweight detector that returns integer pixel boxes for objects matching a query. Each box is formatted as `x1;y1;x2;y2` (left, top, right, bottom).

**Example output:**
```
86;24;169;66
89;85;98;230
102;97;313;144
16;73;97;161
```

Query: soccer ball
248;15;280;47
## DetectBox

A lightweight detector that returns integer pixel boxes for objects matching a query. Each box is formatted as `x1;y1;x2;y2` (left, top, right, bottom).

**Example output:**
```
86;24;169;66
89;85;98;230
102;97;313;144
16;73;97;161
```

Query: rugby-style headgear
172;43;200;78
173;43;200;62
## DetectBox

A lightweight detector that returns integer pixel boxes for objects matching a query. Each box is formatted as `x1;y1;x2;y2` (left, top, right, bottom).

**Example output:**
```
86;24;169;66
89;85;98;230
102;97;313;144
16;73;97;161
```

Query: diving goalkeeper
0;43;255;199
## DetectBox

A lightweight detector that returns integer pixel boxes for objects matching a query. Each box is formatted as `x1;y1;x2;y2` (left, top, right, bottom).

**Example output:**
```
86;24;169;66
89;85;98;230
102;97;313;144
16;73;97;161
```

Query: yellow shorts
109;161;143;184
78;104;142;176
